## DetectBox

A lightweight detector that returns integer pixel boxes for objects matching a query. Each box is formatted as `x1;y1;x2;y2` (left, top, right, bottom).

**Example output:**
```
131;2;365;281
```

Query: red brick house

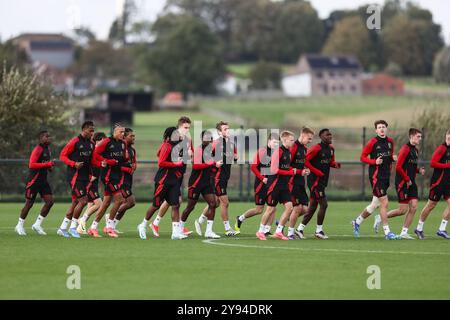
362;73;404;96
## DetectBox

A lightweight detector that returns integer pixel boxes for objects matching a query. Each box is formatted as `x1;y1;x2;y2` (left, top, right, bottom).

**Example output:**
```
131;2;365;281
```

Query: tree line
1;0;449;95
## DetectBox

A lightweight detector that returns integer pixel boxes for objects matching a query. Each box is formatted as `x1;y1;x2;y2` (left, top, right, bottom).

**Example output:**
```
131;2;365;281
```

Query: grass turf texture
1;201;449;299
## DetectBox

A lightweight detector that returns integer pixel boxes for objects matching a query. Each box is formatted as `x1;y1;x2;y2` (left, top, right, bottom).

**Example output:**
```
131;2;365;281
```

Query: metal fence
0;159;431;202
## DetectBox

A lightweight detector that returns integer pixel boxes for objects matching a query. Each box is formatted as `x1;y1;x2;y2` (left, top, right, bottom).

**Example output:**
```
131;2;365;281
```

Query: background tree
273;0;324;63
433;46;450;84
383;14;443;75
108;0;137;46
249;61;281;89
322;15;374;69
136;14;225;96
0;66;73;194
0;40;29;71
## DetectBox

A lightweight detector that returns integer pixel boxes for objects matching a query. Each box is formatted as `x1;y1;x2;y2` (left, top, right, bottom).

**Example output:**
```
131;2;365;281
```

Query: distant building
362;73;404;96
282;54;363;97
13;33;74;70
217;74;251;96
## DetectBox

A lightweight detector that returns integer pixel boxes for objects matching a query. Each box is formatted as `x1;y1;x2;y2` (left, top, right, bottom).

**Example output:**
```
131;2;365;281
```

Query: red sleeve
251;148;265;181
396;145;411;181
306;144;324;177
290;143;298;161
158;143;183;168
431;145;450;169
270;147;294;176
29;145;52;169
91;145;102;167
132;147;137;167
360;138;377;165
93;138;117;166
193;146;214;170
60;137;78;167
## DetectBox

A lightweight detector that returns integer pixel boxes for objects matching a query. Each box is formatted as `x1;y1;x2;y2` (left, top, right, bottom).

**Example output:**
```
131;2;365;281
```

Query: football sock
264;225;271;233
18;218;25;226
34;215;44;227
400;227;408;235
223;220;231;231
276;224;284;234
198;214;207;224
69;218;78;229
439;219;448;232
297;223;305;232
60;217;70;230
259;224;265;233
206;220;214;233
316;225;323;233
288;227;295;237
91;221;98;230
416;220;424;232
153;215;161;226
382;225;390;235
355;215;364;225
238;215;246;222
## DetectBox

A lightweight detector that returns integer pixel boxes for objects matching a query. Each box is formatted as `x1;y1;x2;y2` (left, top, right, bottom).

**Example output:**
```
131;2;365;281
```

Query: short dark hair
38;130;48;139
124;127;134;136
163;126;178;141
374;120;388;128
216;121;229;131
319;128;330;136
201;130;213;141
93;132;106;141
409;128;422;137
178;116;191;127
82;121;94;130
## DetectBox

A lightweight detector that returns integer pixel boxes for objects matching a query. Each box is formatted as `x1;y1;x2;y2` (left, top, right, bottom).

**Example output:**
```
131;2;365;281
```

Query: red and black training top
360;136;395;182
290;140;314;187
268;145;297;185
94;137;127;183
430;143;450;187
211;137;237;182
306;142;339;187
26;144;53;187
60;135;95;183
172;137;193;174
395;142;419;185
188;144;216;187
121;143;137;186
251;146;272;182
154;141;184;185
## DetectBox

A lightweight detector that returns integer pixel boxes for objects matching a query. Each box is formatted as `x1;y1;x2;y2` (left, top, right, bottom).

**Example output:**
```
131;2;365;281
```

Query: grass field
201;96;450;128
1;201;449;300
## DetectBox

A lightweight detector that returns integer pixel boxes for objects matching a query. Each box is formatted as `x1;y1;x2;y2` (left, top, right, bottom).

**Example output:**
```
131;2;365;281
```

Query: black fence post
420;127;426;199
247;163;251;201
361;127;367;200
239;125;244;202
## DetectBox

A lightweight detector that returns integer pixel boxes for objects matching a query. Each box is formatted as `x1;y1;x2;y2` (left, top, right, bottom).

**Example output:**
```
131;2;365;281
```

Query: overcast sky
1;0;449;43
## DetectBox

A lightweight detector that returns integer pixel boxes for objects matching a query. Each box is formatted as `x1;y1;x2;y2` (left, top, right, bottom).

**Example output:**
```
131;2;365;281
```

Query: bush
433;46;450;84
249;61;282;90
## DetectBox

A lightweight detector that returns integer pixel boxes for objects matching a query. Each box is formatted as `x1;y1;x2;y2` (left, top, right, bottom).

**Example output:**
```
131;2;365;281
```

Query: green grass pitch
1;201;449;299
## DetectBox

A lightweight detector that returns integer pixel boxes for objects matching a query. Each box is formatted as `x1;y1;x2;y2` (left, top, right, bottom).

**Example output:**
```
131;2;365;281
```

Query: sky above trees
0;0;449;43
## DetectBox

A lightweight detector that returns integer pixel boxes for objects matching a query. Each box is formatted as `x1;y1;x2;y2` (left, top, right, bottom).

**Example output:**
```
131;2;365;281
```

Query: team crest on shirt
319;192;323;196
109;145;114;149
376;146;381;150
80;145;84;149
388;143;392;149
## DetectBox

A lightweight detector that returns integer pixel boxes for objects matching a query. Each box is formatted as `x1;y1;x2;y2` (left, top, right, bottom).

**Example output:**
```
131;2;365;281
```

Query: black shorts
25;180;52;201
370;179;389;198
254;180;268;206
291;184;309;206
214;179;228;197
429;183;450;202
396;181;418;204
266;182;291;207
153;182;180;207
71;180;89;199
121;182;133;199
188;181;214;201
103;177;124;197
87;179;100;202
309;183;326;201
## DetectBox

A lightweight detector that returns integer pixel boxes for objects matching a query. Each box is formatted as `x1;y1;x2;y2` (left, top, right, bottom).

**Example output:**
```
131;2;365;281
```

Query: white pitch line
202;237;450;256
